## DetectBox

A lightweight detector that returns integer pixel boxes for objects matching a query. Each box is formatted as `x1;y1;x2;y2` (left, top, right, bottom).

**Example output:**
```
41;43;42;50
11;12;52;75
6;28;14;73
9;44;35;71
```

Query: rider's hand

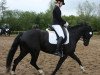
64;22;69;27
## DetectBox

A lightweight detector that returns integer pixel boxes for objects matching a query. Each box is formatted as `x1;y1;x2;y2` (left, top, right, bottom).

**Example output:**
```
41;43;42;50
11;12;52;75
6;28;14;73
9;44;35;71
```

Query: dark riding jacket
53;5;66;26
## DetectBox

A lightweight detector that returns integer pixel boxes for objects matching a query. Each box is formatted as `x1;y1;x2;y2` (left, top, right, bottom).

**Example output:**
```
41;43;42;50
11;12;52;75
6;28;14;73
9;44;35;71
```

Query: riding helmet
56;0;65;5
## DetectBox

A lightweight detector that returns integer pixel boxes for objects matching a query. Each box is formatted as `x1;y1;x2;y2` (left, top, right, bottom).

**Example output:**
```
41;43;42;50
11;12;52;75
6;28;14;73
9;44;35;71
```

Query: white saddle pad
46;27;69;44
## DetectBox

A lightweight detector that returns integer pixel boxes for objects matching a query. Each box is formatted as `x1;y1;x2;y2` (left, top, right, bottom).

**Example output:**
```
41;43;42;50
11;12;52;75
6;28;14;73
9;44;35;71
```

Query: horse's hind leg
69;53;86;73
30;49;45;75
11;48;28;75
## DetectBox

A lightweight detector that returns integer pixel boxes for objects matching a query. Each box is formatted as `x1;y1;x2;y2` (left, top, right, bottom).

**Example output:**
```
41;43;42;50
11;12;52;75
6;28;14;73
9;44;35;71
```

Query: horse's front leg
69;53;87;73
51;55;68;75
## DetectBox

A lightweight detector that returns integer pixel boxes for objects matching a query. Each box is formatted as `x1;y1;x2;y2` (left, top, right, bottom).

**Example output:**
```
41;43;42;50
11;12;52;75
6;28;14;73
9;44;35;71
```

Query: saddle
46;26;69;44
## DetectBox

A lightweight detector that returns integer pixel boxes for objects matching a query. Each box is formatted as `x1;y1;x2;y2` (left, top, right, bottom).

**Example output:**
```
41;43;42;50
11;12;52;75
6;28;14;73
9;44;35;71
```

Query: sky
5;0;100;16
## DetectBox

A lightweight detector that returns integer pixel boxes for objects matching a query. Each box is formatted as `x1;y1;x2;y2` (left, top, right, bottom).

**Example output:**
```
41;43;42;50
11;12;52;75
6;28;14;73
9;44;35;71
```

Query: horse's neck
70;26;83;43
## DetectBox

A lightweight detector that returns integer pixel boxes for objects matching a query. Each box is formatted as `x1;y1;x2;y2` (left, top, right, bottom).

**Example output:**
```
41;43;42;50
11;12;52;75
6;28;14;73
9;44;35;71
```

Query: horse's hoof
80;66;88;74
38;69;45;75
10;71;16;75
83;70;88;74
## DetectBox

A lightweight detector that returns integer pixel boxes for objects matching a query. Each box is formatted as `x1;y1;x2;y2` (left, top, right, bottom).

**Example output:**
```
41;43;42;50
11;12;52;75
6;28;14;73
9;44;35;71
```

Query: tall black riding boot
54;37;64;57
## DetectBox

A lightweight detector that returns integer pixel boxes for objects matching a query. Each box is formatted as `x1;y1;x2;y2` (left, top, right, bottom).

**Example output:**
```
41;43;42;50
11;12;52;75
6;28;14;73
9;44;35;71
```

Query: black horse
0;27;11;36
6;23;93;75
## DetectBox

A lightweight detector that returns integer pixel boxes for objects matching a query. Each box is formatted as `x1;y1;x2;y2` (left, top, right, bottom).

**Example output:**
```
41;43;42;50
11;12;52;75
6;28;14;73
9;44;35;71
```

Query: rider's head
56;0;65;7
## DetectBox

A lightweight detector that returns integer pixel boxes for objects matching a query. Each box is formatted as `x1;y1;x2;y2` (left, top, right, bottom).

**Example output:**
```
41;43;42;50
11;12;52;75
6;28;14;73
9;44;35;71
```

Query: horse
6;23;93;75
0;27;11;36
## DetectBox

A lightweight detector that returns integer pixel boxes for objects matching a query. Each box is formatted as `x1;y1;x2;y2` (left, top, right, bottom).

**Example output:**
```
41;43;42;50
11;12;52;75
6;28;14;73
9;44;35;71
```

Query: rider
52;0;69;57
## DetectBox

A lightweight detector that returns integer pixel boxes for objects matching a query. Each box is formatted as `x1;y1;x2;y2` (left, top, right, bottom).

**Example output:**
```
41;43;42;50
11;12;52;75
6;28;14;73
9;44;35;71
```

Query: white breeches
52;25;65;39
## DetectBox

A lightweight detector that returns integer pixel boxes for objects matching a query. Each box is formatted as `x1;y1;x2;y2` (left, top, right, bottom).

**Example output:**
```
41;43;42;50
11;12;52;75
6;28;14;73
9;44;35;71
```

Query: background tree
0;0;99;33
96;4;100;31
0;0;7;25
77;0;95;23
45;0;55;25
4;10;21;31
77;0;100;32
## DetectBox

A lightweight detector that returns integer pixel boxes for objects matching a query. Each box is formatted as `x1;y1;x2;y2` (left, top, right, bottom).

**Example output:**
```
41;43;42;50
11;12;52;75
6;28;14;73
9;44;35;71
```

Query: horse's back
20;29;42;48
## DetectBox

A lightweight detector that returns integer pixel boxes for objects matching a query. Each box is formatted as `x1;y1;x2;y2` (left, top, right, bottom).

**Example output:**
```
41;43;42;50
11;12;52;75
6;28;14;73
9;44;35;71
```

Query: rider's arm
54;6;66;26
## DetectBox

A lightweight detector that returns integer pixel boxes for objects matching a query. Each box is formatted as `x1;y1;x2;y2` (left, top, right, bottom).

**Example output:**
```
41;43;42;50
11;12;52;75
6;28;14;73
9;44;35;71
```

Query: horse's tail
6;33;23;72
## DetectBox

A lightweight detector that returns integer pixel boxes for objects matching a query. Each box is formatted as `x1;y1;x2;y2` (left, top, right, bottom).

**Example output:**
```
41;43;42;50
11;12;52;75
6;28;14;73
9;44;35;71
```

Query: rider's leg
55;36;64;57
52;25;65;57
52;25;65;39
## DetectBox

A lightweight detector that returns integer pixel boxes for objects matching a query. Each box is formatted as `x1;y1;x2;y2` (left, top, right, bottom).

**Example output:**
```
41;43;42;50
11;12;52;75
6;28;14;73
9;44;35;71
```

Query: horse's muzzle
83;40;89;46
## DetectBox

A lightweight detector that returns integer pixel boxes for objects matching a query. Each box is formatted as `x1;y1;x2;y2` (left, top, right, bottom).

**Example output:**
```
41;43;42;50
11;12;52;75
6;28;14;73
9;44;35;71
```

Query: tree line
0;0;100;32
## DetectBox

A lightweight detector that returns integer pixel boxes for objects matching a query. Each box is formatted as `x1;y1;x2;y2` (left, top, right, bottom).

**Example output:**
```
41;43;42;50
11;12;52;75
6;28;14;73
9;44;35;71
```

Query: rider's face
59;2;63;7
57;1;63;7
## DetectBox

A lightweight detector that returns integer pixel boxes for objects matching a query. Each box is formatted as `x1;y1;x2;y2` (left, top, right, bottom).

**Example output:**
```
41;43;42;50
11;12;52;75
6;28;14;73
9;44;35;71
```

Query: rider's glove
64;22;69;27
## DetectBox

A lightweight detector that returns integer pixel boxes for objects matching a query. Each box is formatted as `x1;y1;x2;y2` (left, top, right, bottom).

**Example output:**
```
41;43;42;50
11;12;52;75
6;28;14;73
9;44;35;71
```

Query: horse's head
81;25;93;46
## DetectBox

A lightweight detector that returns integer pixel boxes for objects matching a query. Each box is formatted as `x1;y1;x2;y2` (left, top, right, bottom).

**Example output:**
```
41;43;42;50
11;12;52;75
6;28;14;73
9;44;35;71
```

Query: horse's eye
89;32;92;35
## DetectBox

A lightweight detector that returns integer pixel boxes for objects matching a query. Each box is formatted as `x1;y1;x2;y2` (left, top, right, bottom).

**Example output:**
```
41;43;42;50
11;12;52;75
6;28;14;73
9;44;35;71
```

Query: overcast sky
6;0;100;16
